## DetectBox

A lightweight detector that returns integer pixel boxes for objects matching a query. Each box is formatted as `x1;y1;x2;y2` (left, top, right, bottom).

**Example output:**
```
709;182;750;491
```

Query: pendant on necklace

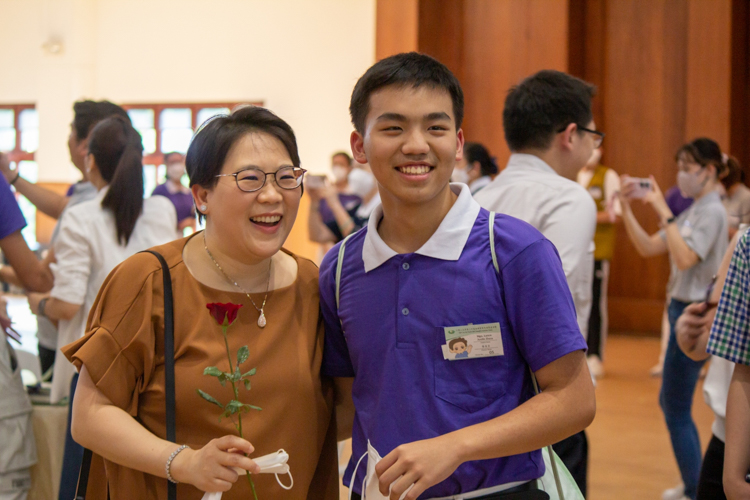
257;311;267;328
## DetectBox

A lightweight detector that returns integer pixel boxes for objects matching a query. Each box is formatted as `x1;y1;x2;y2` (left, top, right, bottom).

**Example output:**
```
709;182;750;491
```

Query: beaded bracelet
166;444;190;484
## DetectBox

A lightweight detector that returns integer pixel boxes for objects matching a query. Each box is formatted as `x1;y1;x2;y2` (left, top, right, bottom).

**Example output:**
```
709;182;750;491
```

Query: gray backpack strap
335;233;357;312
488;211;565;499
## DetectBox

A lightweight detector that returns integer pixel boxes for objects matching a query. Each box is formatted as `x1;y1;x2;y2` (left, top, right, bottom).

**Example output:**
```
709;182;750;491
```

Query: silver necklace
203;232;271;328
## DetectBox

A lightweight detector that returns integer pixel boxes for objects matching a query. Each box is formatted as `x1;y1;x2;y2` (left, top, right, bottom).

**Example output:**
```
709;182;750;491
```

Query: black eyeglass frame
215;166;307;193
556;124;605;147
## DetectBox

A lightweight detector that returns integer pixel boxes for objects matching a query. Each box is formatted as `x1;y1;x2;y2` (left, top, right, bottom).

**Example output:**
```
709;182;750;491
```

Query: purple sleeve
151;183;169;197
0;175;26;240
501;239;587;372
319;245;355;378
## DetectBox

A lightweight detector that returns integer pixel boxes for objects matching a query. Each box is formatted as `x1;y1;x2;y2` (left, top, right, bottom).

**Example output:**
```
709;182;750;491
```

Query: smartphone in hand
625;177;652;199
306;174;327;189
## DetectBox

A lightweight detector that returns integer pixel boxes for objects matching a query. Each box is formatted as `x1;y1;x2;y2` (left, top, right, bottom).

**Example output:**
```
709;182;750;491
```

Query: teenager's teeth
399;165;431;175
251;215;281;224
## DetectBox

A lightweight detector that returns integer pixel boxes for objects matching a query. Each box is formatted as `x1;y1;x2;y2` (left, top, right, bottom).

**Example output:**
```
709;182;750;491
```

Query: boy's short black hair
72;100;130;141
503;70;596;152
349;52;464;133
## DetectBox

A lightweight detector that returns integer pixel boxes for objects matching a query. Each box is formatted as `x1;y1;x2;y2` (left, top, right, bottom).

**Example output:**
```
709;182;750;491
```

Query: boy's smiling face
350;85;464;208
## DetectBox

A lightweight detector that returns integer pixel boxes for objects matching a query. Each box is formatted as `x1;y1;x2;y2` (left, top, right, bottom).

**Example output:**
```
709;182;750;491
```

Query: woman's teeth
398;165;431;175
251;215;281;224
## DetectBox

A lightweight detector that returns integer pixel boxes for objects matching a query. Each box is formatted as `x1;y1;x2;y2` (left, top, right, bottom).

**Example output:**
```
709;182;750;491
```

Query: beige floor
337;335;715;499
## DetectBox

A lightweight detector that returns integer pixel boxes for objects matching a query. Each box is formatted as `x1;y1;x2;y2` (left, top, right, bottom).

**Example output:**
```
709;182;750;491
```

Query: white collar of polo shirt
505;153;558;175
362;183;481;273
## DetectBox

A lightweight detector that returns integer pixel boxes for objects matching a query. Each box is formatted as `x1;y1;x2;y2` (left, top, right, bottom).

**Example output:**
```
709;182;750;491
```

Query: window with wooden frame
122;103;260;196
0;104;39;248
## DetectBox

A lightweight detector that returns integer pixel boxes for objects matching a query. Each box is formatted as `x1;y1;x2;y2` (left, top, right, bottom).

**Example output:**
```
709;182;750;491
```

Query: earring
200;204;207;211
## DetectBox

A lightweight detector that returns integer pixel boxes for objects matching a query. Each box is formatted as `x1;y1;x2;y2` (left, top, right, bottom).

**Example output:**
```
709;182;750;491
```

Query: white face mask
332;165;349;183
451;167;470;184
677;169;708;199
348;168;375;198
166;164;185;182
348;441;412;500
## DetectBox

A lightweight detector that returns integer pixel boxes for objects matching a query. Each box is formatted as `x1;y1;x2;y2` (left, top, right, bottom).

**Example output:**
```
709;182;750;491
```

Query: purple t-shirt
0;175;26;239
320;209;586;497
151;183;195;223
665;185;693;217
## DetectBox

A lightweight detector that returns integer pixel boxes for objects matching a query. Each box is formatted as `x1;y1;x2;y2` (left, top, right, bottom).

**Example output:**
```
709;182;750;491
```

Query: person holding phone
618;138;729;500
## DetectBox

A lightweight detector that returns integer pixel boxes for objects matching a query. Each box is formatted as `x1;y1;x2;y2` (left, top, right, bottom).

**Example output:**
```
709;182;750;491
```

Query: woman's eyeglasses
215;166;307;193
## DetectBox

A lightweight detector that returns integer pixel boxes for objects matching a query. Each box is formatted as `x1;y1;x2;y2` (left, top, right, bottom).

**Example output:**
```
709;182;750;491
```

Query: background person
451;141;498;195
0;100;130;375
577;147;621;378
719;155;750;238
62;106;339;499
152;151;197;232
618;138;728;500
675;224;748;500
474;69;599;496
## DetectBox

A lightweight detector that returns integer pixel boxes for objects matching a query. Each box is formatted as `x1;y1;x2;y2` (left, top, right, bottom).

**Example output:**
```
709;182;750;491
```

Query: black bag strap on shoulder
75;250;177;500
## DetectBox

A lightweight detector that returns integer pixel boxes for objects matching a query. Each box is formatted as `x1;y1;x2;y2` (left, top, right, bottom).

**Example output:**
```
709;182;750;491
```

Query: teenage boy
474;70;600;496
321;52;595;500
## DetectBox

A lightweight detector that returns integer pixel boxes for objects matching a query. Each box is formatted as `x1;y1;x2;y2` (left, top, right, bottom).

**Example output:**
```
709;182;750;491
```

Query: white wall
0;0;376;182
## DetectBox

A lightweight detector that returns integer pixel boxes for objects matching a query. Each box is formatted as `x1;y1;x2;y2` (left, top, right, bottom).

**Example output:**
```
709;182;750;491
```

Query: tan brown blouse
64;236;339;500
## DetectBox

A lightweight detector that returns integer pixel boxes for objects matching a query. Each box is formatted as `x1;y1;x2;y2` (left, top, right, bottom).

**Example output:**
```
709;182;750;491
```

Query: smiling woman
61;106;340;500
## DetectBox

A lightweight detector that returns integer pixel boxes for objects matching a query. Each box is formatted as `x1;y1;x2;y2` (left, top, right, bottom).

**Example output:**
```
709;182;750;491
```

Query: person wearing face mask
617;137;729;500
348;164;380;222
451;142;499;195
152;152;197;232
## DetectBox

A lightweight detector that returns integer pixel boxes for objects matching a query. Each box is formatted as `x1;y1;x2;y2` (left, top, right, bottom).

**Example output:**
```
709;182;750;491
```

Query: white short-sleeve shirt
474;153;597;339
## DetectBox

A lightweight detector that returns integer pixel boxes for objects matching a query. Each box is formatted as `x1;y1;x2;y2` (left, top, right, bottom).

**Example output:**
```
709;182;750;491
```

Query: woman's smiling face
203;131;301;264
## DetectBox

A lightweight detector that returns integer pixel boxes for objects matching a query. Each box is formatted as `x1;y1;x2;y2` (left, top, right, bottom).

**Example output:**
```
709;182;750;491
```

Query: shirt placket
395;256;416;347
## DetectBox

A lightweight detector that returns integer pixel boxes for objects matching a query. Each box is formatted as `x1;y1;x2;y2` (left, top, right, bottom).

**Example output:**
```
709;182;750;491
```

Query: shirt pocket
433;329;506;413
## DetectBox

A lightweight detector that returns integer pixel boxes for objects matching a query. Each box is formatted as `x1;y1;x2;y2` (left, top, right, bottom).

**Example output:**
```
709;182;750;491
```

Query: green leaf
203;366;223;377
233;366;241;382
218;373;227;387
197;389;223;409
243;379;251;391
244;403;262;412
225;399;244;416
242;368;257;378
237;346;249;366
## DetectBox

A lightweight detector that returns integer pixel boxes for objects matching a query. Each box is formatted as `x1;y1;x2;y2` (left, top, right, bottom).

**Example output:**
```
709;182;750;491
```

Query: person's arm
27;293;80;321
323;191;357;238
375;350;594;499
0;231;53;292
72;365;260;493
724;363;750;500
334;377;355;441
676;228;741;360
306;187;338;244
617;186;668;258
1;153;69;219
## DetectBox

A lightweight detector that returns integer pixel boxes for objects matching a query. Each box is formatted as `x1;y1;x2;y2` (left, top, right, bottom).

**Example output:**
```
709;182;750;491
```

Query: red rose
206;302;243;326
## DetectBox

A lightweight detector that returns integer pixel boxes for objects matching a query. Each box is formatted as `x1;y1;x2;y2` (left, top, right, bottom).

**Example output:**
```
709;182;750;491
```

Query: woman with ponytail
26;114;179;500
618;137;729;500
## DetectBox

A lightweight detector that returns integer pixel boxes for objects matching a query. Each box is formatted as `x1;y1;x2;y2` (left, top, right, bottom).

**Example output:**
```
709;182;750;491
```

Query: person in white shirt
25;115;179;500
451;141;498;195
474;69;600;497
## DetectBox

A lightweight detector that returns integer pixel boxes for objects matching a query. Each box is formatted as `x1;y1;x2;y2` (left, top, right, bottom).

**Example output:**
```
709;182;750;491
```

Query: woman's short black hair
186;105;301;191
349;52;464;134
503;70;596;152
464;142;498;177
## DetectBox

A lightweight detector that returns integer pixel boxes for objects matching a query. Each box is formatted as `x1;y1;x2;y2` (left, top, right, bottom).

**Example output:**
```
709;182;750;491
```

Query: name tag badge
442;323;504;361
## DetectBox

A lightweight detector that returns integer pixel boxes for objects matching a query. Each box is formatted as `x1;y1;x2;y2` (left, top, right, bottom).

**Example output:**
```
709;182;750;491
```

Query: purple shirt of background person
151;183;195;223
665;185;693;217
0;174;27;239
